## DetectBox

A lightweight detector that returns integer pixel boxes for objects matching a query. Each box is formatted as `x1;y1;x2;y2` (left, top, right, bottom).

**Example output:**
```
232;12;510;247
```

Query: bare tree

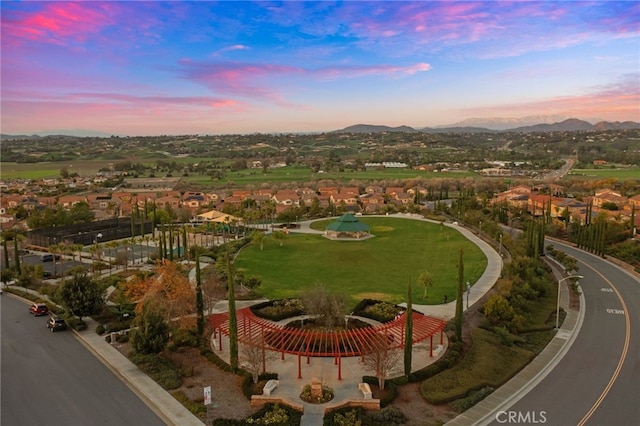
240;333;277;384
301;283;347;329
362;332;402;390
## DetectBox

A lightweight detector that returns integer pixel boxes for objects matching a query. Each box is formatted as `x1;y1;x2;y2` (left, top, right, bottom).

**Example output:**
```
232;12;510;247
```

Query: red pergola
210;307;446;379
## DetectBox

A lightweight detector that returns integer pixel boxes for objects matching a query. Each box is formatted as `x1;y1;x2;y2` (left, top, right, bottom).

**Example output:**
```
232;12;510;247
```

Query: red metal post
297;354;302;379
430;335;433;357
261;327;266;374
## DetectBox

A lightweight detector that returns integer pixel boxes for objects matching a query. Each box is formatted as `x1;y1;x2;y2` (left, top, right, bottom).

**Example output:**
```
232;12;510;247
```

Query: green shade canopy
325;213;370;232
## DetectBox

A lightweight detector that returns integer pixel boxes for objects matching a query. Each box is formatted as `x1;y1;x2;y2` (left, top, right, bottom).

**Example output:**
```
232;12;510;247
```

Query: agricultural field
0;161;109;180
565;167;640;180
185;166;476;188
234;217;486;305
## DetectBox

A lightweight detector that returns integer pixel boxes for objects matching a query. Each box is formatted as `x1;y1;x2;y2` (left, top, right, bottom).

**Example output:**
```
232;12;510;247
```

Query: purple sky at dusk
1;1;639;136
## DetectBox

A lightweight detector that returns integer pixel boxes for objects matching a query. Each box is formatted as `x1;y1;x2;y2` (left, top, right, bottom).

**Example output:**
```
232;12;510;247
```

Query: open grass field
0;161;108;180
187;166;476;187
2;160;477;185
234;217;487;306
565;167;640;180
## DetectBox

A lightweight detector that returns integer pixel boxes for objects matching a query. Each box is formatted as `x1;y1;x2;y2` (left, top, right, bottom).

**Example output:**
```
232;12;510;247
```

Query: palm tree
70;243;84;263
106;240;119;275
48;243;64;279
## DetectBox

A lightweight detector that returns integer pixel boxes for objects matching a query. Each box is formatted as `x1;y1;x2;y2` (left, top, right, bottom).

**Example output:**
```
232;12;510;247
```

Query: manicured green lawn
234;217;487;306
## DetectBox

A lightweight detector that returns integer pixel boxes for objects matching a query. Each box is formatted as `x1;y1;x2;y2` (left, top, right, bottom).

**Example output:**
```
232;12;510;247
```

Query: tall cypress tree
168;224;174;261
404;281;413;378
454;248;464;342
226;246;239;371
182;226;189;262
13;238;21;275
3;238;10;270
195;249;204;338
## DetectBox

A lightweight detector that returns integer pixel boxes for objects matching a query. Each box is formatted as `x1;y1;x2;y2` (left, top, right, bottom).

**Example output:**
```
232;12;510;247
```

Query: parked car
29;303;49;316
47;316;67;332
42;271;52;278
41;254;60;262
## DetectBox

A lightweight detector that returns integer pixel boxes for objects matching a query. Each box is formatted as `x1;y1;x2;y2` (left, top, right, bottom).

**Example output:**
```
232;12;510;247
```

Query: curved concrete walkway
7;213;579;426
291;213;503;321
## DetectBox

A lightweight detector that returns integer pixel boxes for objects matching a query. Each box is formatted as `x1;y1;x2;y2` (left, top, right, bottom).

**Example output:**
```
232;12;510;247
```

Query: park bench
434;344;444;356
263;379;279;396
358;382;372;399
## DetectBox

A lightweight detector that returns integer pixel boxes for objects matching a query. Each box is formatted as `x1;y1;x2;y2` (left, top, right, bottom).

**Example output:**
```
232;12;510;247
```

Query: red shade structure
210;307;446;358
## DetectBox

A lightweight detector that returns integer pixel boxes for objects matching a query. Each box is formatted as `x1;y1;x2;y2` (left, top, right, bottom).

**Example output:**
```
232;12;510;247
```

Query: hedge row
212;403;302;426
362;376;398;407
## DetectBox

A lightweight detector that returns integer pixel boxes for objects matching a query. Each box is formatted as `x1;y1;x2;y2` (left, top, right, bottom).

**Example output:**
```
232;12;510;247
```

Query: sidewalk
7;214;583;425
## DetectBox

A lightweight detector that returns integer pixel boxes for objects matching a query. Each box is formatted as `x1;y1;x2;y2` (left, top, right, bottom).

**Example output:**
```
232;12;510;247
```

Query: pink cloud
178;60;298;103
2;2;118;45
178;60;431;101
2;92;250;135
460;76;640;122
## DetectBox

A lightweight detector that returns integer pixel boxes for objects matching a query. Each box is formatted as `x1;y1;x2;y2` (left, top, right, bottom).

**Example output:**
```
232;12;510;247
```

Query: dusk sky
2;1;639;136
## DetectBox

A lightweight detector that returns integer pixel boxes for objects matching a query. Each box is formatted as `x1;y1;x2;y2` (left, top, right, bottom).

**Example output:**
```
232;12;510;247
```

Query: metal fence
27;218;154;248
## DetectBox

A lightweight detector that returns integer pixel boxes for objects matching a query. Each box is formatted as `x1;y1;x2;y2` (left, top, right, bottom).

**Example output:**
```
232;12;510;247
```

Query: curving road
488;242;639;425
1;295;165;426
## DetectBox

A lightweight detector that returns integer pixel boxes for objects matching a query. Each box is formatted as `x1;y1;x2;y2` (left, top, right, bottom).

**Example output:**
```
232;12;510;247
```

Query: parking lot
18;252;87;279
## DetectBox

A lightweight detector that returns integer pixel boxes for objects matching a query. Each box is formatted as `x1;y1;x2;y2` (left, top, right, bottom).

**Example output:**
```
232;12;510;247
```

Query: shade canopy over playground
325;213;371;239
194;209;240;223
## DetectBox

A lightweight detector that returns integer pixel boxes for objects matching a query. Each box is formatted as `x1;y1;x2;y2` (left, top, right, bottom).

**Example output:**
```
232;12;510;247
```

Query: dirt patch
114;343;254;423
389;382;458;425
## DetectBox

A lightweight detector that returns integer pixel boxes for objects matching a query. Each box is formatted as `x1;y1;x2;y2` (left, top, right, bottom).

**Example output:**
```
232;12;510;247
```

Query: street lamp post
556;275;583;329
466;281;470;310
499;233;503;277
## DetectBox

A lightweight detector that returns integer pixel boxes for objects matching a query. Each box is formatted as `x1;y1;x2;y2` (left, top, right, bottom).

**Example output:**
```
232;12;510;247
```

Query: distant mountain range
335;119;640;134
3;118;640;139
1;129;114;139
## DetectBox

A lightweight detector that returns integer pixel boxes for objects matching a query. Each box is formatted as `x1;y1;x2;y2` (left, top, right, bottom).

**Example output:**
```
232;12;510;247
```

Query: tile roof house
272;190;300;206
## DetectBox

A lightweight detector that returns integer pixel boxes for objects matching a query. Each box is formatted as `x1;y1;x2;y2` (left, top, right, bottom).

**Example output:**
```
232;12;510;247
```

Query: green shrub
172;390;206;416
494;326;513;346
200;349;235;373
362;376;398;407
129;353;183;390
450;386;494;412
96;324;106;335
324;406;367;426
106;320;133;333
251;298;304;321
244;403;302;425
352;299;402;323
408;341;463;382
366;406;407;425
116;333;129;343
171;328;199;348
66;317;87;331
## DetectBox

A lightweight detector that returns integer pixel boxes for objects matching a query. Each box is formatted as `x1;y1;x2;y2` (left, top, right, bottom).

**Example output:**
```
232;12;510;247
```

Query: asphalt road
1;294;165;426
488;242;639;426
